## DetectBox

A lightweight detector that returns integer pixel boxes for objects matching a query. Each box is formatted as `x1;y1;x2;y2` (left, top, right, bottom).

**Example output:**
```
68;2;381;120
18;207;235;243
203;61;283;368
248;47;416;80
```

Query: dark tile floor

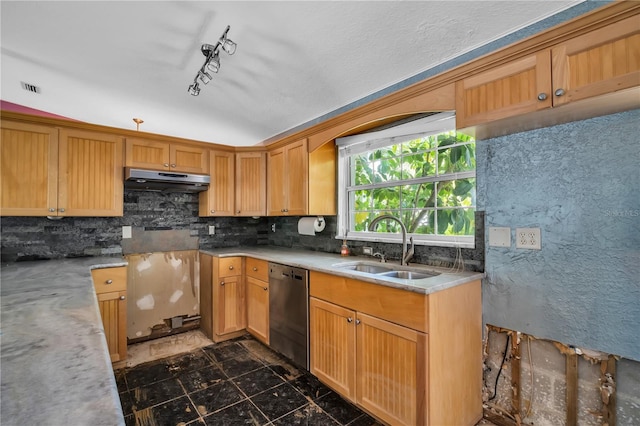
115;334;382;426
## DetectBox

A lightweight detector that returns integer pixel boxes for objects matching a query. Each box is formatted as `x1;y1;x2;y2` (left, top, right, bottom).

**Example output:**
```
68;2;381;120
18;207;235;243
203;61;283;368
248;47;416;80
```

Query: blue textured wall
477;109;640;360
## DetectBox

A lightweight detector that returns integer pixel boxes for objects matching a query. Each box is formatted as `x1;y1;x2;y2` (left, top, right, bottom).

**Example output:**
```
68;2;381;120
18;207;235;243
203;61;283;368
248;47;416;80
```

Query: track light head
188;25;237;96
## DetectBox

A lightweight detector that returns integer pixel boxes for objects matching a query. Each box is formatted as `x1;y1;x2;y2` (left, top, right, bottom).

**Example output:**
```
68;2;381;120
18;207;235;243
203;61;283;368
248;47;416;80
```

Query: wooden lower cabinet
245;257;270;344
310;271;482;426
92;267;127;363
310;297;425;425
200;254;246;342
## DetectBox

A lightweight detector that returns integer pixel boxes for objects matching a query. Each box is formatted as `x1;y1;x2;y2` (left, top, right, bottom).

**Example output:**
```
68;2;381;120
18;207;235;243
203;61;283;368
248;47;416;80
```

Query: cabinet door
215;275;246;336
125;139;170;170
235;152;266;216
199;150;235;216
284;139;308;216
171;144;208;174
552;15;640;106
309;297;357;401
246;276;269;344
356;312;427;426
219;257;242;278
97;290;128;363
0;121;58;216
58;129;124;216
266;147;286;215
455;51;552;128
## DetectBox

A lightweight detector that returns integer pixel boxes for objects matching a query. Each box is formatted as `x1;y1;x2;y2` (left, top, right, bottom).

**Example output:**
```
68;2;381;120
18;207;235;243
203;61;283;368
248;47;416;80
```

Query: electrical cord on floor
488;333;510;401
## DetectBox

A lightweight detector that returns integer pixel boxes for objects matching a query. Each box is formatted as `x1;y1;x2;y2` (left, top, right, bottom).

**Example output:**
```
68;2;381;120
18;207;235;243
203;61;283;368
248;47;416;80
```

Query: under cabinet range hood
124;167;210;193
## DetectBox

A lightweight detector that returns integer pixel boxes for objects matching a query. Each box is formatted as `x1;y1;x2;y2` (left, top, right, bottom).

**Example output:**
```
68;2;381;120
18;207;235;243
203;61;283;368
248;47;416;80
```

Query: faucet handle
373;252;386;263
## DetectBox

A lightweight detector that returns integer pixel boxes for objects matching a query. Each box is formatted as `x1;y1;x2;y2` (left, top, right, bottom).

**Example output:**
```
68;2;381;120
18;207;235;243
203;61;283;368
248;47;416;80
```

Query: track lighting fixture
188;25;236;96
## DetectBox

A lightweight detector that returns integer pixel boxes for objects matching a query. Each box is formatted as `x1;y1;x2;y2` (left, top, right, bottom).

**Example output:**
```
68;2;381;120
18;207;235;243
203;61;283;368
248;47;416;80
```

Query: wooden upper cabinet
199;150;235;217
58;129;124;217
457;16;640;129
267;139;308;216
456;51;552;128
0;122;123;217
1;121;59;216
551;15;640;106
235;151;266;216
125;138;208;174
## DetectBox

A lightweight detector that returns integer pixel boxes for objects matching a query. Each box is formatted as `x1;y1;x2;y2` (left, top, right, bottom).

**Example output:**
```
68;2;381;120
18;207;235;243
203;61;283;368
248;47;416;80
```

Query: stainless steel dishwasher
268;262;309;370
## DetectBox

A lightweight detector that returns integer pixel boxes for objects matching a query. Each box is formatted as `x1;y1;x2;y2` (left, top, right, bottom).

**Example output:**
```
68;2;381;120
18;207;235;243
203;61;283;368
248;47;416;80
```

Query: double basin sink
335;261;441;281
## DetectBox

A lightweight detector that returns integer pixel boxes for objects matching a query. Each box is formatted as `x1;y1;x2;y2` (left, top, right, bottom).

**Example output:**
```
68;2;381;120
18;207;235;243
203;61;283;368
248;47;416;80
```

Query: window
336;112;476;248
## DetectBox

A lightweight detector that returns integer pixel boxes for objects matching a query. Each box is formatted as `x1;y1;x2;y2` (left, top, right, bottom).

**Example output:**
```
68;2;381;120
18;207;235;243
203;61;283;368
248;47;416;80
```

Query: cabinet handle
229;265;234;270
554;88;565;97
220;281;225;286
119;295;126;300
236;210;241;214
171;164;177;168
105;279;113;284
49;208;56;212
263;287;268;291
284;209;288;213
163;163;169;167
210;210;215;213
347;317;353;323
253;267;258;271
59;208;65;213
537;93;548;101
356;319;361;325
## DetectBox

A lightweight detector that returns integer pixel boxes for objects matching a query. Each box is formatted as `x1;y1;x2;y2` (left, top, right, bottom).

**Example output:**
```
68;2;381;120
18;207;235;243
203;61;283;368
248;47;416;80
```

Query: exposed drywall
477;109;640;360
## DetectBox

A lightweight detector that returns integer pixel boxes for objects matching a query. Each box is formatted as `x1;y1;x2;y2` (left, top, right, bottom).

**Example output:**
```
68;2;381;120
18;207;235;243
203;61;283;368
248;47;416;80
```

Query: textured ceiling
1;1;583;146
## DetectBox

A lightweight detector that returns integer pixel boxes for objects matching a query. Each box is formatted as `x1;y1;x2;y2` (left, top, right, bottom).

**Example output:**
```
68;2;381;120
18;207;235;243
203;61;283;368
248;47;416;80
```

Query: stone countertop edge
0;256;128;426
199;247;484;295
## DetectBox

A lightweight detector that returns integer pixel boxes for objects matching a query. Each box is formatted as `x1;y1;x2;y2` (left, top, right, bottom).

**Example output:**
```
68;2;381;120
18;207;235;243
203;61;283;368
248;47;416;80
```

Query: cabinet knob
236;210;241;214
356;319;361;325
554;88;565;97
347;317;353;323
229;265;234;270
105;279;113;284
210;210;215;213
220;281;225;286
284;209;288;213
49;208;56;212
171;164;177;168
253;267;258;271
119;295;126;300
263;287;268;291
59;208;65;213
537;93;548;101
163;163;169;167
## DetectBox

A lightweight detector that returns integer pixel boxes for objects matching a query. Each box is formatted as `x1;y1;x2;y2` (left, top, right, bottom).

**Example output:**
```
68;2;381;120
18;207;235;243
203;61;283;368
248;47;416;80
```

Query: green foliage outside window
349;131;476;236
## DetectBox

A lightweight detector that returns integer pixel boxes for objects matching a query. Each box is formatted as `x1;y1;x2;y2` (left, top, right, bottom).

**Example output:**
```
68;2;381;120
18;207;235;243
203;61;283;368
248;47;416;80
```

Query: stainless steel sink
378;270;439;280
335;261;394;274
334;261;440;280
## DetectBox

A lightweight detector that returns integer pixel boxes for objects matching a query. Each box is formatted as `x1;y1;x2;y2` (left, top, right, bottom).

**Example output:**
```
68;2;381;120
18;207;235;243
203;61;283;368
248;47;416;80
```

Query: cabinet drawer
245;257;268;281
310;271;428;333
92;267;127;294
219;257;242;277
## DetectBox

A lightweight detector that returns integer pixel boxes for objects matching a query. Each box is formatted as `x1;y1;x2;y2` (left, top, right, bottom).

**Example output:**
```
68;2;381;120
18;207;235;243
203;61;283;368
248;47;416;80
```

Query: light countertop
1;256;127;426
200;246;484;294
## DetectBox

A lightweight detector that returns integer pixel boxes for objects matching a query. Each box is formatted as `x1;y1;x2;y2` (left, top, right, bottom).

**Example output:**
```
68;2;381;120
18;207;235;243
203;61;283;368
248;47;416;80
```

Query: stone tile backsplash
1;190;483;272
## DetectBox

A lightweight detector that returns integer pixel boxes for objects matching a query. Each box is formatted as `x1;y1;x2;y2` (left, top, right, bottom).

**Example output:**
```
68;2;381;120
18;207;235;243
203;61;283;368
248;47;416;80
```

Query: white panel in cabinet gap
489;227;511;247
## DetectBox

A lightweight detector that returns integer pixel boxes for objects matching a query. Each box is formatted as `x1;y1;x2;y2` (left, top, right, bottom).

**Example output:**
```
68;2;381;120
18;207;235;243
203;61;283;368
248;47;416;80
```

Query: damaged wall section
483;325;640;426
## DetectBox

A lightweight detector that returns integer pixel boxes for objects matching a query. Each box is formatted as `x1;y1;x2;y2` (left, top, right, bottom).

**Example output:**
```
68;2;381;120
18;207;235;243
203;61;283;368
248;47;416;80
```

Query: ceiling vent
21;82;41;94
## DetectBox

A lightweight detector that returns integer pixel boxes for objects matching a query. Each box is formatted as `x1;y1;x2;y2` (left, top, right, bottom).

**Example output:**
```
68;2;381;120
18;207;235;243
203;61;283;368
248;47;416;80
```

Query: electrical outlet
122;226;132;239
208;225;215;235
516;227;541;250
362;246;373;255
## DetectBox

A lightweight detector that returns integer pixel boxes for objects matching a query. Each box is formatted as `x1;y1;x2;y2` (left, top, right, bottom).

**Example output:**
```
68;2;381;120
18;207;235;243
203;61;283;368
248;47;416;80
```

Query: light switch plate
208;225;215;235
488;227;510;247
122;226;132;239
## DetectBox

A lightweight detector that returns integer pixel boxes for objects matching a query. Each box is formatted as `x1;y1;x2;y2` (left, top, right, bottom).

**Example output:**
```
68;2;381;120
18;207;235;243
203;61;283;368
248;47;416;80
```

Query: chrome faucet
368;214;415;265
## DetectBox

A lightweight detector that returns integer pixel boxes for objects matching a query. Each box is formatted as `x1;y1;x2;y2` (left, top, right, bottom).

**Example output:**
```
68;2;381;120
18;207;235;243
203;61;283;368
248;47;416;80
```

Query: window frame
335;111;476;248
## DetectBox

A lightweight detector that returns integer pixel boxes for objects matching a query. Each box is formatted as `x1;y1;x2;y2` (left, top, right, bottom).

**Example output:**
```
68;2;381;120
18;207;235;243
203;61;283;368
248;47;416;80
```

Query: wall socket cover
208;225;215;235
516;227;541;250
362;246;373;255
122;226;132;239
